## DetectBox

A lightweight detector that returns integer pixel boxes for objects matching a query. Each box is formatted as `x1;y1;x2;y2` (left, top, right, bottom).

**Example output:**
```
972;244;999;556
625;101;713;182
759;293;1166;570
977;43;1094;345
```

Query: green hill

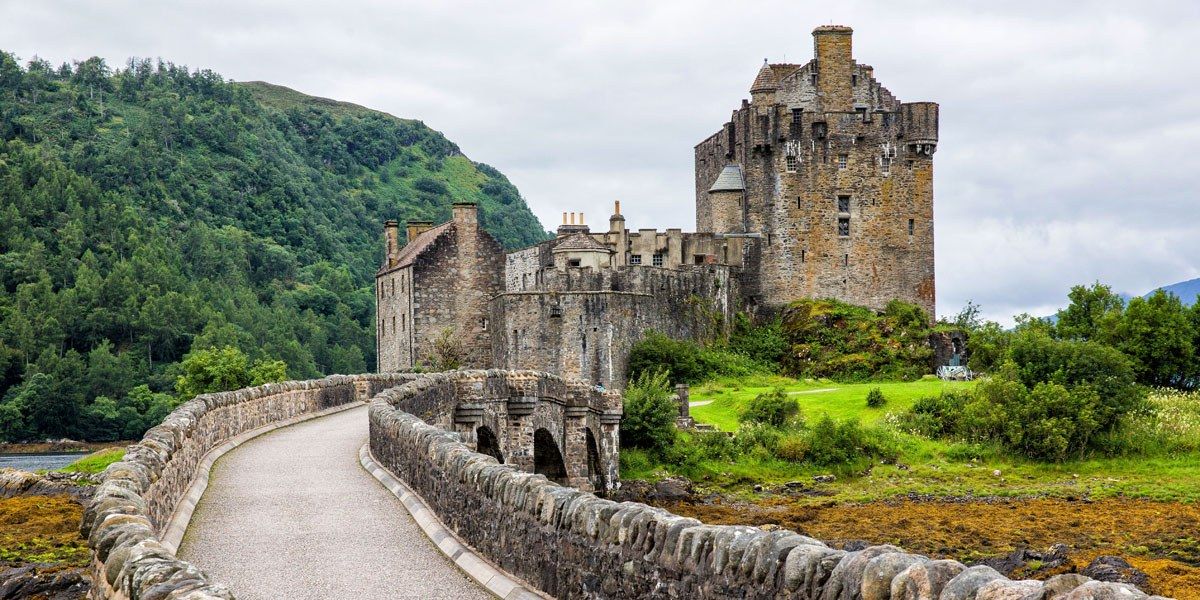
0;53;548;442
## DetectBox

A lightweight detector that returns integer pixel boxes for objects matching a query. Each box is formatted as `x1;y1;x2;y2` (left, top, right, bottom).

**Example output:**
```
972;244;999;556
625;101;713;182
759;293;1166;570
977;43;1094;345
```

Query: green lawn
688;374;975;431
624;377;1200;504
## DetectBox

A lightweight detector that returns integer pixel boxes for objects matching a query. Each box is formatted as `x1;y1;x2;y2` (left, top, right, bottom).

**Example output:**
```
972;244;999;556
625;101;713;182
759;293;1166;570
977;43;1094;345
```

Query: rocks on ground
0;469;95;503
1084;556;1152;591
0;566;90;600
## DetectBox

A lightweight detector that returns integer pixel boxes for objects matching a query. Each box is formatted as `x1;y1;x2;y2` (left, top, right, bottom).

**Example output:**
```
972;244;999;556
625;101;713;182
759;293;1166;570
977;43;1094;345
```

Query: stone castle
377;25;938;389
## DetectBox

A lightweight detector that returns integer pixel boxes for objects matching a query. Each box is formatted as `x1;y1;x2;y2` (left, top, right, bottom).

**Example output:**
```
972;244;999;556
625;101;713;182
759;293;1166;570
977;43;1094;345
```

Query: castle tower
693;25;938;319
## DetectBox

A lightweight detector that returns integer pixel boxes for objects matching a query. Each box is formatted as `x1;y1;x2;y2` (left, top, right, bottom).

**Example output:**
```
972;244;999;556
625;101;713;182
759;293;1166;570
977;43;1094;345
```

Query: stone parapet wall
370;372;1164;600
82;373;417;600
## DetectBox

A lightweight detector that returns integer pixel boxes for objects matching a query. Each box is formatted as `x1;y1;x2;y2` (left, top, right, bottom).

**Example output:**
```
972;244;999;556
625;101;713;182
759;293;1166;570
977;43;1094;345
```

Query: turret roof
708;165;745;192
750;60;779;93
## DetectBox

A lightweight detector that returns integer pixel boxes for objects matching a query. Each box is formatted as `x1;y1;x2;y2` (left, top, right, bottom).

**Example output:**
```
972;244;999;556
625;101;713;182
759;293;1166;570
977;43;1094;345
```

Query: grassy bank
58;448;125;475
623;377;1200;503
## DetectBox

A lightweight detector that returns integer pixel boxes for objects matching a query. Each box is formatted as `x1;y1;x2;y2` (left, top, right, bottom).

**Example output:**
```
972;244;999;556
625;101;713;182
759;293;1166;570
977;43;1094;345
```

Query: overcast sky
3;0;1199;323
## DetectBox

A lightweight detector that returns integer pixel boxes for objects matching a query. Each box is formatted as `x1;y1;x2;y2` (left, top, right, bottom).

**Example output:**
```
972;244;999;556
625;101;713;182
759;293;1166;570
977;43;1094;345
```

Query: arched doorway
476;426;504;464
533;428;568;484
585;427;605;491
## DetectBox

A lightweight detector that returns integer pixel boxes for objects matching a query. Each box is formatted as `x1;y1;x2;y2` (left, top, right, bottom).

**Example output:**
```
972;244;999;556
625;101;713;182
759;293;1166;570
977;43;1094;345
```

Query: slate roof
552;232;611;253
749;61;779;93
392;222;453;269
708;165;745;193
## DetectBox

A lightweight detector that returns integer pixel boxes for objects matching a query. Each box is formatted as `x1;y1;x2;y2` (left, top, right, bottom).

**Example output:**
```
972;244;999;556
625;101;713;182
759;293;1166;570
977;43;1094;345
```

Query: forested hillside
0;53;548;442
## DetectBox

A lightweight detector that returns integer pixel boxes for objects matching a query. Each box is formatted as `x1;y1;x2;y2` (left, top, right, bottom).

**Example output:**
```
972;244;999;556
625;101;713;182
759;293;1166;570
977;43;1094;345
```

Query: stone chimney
451;202;478;228
557;209;590;237
813;25;854;112
384;220;400;268
405;220;433;244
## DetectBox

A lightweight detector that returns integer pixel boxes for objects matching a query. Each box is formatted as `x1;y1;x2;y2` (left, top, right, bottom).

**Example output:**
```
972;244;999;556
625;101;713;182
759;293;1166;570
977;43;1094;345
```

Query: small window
844;253;849;266
791;108;802;126
693;255;705;265
908;219;915;236
480;317;487;331
630;254;642;265
568;259;581;267
652;253;664;267
801;249;806;263
392;316;396;333
785;155;798;172
881;156;891;176
837;195;851;213
837;154;848;170
852;74;858;87
797;197;803;209
838;217;850;237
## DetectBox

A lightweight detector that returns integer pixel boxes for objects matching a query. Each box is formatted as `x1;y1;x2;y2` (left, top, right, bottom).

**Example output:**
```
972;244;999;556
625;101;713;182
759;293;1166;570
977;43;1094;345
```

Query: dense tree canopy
0;52;547;441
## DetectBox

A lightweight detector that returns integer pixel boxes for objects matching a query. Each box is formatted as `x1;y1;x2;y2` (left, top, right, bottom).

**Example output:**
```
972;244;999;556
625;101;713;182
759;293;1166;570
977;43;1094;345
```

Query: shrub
739;388;800;427
619;369;677;451
802;416;899;467
776;434;808;462
734;422;783;458
866;387;887;408
728;313;787;367
627;331;768;384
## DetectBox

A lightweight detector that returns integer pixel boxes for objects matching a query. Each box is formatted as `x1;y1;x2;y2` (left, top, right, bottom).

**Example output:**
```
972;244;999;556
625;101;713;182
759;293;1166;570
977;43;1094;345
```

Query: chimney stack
384;220;400;268
451;202;478;229
405;220;433;244
812;25;855;112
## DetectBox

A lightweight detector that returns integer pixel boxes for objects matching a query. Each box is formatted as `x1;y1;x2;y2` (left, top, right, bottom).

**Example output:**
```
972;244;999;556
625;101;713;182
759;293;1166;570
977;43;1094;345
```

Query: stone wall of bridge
369;372;1162;600
82;373;417;600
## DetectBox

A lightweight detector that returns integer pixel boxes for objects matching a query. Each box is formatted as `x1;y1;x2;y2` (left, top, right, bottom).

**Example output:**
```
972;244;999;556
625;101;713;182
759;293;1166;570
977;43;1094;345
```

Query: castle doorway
533;428;568;484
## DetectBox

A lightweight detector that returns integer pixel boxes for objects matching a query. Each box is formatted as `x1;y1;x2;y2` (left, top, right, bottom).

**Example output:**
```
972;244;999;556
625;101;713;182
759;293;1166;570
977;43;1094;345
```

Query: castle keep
696;25;937;316
377;25;938;388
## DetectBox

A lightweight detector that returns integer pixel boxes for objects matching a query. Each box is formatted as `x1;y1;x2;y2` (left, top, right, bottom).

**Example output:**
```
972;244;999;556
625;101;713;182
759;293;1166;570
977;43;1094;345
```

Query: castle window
785;155;798;172
652;253;664;267
852;74;858;87
694;255;705;265
392;316;396;334
401;314;405;331
838;195;851;213
480;317;487;331
844;253;849;266
837;154;848;170
791;108;802;126
630;254;642;265
838;217;850;237
801;249;806;263
568;259;581;268
881;156;891;176
908;219;915;236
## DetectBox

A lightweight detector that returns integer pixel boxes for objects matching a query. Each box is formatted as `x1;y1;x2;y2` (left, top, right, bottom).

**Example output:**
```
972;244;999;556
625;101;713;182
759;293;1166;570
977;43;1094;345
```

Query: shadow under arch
584;427;605;492
476;425;504;464
533;428;568;484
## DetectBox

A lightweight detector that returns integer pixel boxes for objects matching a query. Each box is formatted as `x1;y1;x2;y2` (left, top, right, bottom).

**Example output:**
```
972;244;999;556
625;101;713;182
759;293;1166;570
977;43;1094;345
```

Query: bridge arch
532;428;568;483
475;425;503;464
585;427;605;491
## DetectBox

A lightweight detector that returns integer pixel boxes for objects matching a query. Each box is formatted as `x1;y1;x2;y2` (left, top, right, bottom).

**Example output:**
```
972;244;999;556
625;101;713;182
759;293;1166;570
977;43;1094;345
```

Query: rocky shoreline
0;470;96;600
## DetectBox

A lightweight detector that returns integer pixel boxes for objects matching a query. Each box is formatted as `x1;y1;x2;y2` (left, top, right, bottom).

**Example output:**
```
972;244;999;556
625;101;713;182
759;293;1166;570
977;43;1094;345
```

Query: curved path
176;405;491;600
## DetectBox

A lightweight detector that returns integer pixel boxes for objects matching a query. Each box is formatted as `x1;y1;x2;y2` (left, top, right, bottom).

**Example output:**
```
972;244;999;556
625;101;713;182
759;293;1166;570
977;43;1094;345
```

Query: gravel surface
177;405;491;600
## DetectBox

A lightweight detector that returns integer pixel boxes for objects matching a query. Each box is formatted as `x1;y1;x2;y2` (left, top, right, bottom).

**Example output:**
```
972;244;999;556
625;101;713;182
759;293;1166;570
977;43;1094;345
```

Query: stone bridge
83;370;1161;600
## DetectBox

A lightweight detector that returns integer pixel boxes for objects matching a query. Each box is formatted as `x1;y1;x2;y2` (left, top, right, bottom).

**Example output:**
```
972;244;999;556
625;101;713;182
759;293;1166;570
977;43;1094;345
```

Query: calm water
0;452;87;471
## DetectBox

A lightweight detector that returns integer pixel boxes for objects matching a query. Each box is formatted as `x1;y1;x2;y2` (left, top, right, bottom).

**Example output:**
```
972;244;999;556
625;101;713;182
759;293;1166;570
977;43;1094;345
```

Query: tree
174;346;288;399
425;327;467;371
1106;291;1195;389
619;369;677;451
1055;282;1125;342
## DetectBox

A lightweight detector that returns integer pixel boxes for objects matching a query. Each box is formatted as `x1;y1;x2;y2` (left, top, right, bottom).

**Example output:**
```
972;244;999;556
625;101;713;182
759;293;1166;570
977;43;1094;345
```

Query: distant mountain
1151;277;1200;306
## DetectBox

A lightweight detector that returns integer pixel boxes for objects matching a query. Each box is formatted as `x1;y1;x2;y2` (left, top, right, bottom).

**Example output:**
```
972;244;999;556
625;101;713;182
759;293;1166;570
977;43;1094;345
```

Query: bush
728;313;787;367
739;388;800;427
627;331;768;384
776;434;808;462
619;369;677;451
866;387;887;408
802;416;899;467
903;340;1147;461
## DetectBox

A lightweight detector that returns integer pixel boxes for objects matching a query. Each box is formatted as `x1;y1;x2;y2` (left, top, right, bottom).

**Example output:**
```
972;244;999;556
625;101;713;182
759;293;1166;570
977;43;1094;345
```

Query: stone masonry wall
369;372;1158;600
82;373;416;600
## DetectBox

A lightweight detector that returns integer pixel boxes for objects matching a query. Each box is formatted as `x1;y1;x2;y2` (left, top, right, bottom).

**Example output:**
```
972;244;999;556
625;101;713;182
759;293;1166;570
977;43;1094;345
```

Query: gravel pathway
176;405;491;600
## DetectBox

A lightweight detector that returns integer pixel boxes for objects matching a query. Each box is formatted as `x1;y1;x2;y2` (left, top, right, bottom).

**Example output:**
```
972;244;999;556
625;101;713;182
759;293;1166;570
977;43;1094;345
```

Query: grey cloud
2;0;1199;323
